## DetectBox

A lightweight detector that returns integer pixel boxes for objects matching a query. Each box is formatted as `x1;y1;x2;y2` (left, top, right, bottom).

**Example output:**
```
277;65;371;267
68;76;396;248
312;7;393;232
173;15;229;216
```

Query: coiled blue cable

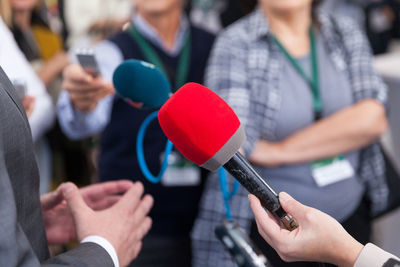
137;111;174;183
218;168;240;220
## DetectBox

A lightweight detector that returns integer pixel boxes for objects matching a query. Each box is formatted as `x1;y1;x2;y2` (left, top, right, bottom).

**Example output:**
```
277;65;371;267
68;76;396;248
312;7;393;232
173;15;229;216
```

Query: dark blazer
0;67;114;267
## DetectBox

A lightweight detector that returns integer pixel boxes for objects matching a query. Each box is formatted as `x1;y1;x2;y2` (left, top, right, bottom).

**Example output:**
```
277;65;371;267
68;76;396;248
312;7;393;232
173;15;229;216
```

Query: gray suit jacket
0;67;114;267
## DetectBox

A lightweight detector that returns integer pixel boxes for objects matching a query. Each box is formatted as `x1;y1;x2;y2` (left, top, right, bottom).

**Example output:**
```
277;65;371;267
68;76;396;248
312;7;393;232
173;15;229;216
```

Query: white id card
161;151;201;187
311;156;354;187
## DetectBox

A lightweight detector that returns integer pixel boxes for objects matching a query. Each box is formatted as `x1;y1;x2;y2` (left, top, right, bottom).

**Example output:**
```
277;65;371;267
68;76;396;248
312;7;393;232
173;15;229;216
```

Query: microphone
112;59;171;108
158;83;298;231
215;221;269;267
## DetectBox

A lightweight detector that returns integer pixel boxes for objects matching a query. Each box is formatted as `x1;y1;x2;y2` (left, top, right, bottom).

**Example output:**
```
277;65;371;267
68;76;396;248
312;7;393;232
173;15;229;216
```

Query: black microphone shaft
223;152;298;231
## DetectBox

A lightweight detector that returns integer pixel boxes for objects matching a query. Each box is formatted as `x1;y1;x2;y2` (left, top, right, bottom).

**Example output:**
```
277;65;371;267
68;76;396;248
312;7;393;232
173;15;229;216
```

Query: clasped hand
41;180;153;266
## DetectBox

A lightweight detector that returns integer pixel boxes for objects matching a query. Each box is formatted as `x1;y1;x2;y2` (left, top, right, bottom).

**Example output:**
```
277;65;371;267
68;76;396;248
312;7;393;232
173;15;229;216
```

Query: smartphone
215;221;269;267
12;79;27;100
76;48;100;77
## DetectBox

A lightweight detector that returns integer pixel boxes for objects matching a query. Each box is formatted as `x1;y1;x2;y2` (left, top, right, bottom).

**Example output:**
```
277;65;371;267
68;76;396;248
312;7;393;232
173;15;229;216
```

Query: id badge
311;156;354;187
161;151;201;187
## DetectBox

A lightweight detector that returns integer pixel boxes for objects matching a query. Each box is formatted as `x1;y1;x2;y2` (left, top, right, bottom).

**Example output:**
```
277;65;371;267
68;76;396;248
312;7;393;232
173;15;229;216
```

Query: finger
63;64;93;84
254;220;274;245
69;93;99;107
135;216;152;241
266;208;281;227
130;195;154;225
89;195;121;210
63;80;103;93
40;186;63;210
131;241;142;260
249;194;282;240
74;103;97;113
82;180;134;202
279;192;309;222
62;182;92;219
115;182;145;212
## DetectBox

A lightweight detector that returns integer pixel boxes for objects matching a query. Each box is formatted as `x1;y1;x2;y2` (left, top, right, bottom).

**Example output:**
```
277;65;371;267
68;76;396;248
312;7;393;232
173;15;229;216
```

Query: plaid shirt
192;7;388;267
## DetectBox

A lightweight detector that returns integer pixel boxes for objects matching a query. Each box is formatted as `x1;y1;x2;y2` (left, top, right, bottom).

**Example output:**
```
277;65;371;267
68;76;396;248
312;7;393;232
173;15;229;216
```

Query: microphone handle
223;152;298;231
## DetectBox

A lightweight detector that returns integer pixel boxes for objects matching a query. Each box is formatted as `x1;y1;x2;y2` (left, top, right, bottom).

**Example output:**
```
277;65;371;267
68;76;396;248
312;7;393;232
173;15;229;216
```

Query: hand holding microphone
249;192;364;266
158;83;298;231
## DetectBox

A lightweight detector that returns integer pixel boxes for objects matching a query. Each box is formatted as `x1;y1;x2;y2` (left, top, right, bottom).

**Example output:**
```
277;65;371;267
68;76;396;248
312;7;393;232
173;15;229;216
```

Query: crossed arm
249;99;388;167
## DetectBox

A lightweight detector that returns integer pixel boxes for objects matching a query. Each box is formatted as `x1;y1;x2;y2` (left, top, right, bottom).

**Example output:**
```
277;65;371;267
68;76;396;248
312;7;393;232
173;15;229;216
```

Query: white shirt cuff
81;235;119;267
353;243;400;267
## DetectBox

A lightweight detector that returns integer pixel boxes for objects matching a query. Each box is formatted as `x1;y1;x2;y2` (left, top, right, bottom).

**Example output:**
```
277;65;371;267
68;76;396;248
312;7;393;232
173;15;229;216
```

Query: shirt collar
248;7;270;42
133;13;189;56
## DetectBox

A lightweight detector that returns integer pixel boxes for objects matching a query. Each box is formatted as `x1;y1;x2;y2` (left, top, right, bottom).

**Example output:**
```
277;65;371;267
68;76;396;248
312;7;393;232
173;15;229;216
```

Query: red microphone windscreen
158;83;245;171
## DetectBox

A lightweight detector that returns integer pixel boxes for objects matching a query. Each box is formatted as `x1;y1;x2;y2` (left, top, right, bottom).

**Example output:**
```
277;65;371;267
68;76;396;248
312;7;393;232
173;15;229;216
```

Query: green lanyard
272;26;322;120
129;26;191;91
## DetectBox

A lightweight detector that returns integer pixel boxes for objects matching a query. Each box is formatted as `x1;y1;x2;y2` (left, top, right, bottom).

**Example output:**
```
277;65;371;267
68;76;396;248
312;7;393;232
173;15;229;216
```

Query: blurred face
259;0;312;13
134;0;183;16
9;0;36;11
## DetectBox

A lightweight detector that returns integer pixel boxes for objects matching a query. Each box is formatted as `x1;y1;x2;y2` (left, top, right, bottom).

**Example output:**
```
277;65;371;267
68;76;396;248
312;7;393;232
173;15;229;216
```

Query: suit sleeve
42;242;114;267
0;141;114;267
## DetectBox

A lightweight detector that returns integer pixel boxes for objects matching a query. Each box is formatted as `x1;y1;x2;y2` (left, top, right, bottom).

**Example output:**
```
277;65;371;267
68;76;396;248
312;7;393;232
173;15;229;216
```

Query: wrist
331;237;364;267
274;141;289;166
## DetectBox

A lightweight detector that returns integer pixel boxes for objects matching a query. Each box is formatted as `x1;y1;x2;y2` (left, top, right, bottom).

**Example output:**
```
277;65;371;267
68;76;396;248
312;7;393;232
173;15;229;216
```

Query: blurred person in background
190;0;258;33
192;0;389;266
0;5;54;194
57;0;215;266
5;0;96;193
63;0;133;48
8;0;69;102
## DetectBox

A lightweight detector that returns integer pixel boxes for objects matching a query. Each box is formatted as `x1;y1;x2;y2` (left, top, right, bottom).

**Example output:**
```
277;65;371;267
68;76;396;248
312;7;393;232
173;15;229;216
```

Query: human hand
249;193;364;267
47;51;70;72
62;64;114;112
41;180;135;245
61;182;153;266
22;96;35;118
249;139;285;167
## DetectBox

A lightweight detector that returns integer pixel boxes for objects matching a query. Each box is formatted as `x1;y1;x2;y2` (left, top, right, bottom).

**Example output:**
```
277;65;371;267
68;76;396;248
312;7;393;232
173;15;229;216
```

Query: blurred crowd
0;0;399;266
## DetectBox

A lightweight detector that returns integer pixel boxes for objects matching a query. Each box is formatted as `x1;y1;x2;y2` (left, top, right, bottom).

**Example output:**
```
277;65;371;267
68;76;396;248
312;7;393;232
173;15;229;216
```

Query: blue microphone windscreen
113;59;171;108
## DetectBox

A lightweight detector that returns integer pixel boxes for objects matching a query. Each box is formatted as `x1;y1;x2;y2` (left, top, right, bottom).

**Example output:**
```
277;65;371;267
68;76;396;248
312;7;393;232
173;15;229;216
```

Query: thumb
61;182;91;218
279;192;309;221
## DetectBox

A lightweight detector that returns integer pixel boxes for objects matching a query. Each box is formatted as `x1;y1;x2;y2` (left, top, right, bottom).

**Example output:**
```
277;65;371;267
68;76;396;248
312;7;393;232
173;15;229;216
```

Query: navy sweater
100;25;214;237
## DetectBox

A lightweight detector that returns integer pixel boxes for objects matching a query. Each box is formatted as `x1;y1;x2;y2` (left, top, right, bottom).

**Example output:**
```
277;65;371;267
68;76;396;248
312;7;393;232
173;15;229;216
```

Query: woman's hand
249;192;364;267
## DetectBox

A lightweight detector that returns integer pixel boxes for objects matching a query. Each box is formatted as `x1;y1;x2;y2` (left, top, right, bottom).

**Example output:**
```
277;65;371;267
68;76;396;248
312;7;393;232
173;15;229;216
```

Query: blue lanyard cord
137;111;174;183
218;168;240;220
